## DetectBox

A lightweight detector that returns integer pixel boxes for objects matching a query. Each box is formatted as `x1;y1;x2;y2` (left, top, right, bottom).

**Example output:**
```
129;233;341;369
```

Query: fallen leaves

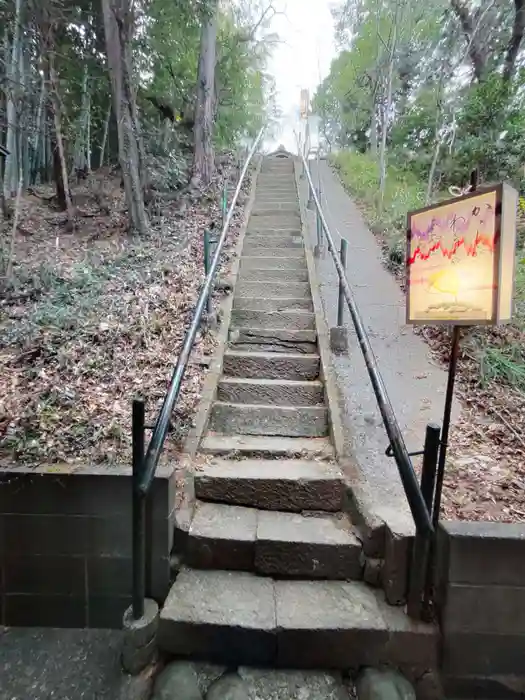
0;156;252;470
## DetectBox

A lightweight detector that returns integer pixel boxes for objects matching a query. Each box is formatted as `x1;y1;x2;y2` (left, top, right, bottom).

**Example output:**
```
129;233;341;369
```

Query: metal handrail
297;143;433;538
130;127;265;620
138;126;265;496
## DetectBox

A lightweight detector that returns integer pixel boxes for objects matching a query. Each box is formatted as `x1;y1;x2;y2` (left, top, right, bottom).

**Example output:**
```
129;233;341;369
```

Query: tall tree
192;0;219;186
102;0;149;234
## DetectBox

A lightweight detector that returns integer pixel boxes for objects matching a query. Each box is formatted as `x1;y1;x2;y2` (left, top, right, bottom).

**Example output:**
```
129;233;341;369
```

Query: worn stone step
185;502;361;579
233;297;313;313
218;378;323;406
250;214;301;225
209;402;328;437
231;310;315;331
200;434;334;459
158;569;438;668
246;228;303;242
194;458;344;512
238;268;309;282
236;281;311;298
227;342;318;355
230;327;317;344
239;257;307;271
223;350;320;380
243;237;303;249
244;247;305;258
252;203;300;214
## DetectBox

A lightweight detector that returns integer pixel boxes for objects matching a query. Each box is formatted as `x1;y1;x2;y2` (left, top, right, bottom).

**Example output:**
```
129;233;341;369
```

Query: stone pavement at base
0;627;152;700
299;160;459;519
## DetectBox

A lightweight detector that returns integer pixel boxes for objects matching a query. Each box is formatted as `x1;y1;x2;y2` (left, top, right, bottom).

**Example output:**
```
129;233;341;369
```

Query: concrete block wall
437;521;525;686
0;465;176;628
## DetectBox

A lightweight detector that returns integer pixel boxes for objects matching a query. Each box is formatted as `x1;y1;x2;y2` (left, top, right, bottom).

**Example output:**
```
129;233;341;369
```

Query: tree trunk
378;24;396;213
99;101;111;168
47;48;74;223
192;0;218;187
4;0;22;200
102;0;148;234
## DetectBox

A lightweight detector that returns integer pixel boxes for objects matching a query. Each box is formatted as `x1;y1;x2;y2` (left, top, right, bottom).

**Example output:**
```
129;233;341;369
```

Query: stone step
244;247;305;258
194;458;344;512
223;350;320;380
227;342;318;355
252;203;300;214
158;569;438;668
209;402;329;437
239;257;307;271
200;434;334;459
237;268;309;282
218;378;323;406
246;228;303;241
232;297;313;313
231;310;315;331
250;214;301;225
254;197;297;204
236;281;311;298
230;327;317;344
185;502;361;579
243;237;303;249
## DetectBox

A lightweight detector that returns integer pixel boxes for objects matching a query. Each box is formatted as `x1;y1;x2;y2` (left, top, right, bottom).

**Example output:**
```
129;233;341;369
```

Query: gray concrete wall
437;521;525;692
0;465;175;628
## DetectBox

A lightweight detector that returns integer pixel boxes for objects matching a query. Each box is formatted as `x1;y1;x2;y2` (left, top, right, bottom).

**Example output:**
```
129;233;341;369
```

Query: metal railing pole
203;230;212;316
316;188;322;248
407;423;441;619
337;238;347;327
132;398;146;620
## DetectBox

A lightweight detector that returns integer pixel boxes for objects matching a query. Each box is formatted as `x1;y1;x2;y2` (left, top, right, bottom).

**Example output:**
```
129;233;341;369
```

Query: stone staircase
158;152;437;673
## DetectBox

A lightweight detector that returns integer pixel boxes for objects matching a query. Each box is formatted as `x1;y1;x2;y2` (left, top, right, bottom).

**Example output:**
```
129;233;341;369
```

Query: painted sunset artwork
407;189;499;324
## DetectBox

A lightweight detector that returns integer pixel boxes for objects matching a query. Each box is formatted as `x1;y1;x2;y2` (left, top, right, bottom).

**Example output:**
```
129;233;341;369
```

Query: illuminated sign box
406;183;518;326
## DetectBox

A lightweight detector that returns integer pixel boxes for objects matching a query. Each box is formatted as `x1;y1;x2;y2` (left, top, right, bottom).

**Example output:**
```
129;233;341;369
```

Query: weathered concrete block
443;631;525;676
232;296;313;312
256;511;362;579
236;281;311;298
363;556;383;588
200;434;334;460
186;503;256;571
238;268;309;282
440;521;525;586
217;378;323;407
231;309;315;331
223;350;319;380
209;402;328;438
443;583;525;635
158;569;276;666
239;256;307;271
329;326;349;355
383;523;414;606
194;458;344;513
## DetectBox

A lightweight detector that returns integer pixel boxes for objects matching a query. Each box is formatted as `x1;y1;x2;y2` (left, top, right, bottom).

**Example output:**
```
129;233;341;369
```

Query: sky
264;0;336;151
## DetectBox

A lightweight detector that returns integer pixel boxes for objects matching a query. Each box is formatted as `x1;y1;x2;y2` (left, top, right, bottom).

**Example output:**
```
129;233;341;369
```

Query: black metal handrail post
337;238;347;327
296;142;433;537
132;398;146;620
407;423;440;619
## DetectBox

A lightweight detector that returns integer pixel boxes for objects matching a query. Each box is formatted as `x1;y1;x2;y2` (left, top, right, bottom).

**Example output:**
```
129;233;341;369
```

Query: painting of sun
406;184;517;325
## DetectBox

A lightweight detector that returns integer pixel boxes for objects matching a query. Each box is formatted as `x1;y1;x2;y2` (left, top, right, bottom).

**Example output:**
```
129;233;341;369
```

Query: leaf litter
0;157;252;471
